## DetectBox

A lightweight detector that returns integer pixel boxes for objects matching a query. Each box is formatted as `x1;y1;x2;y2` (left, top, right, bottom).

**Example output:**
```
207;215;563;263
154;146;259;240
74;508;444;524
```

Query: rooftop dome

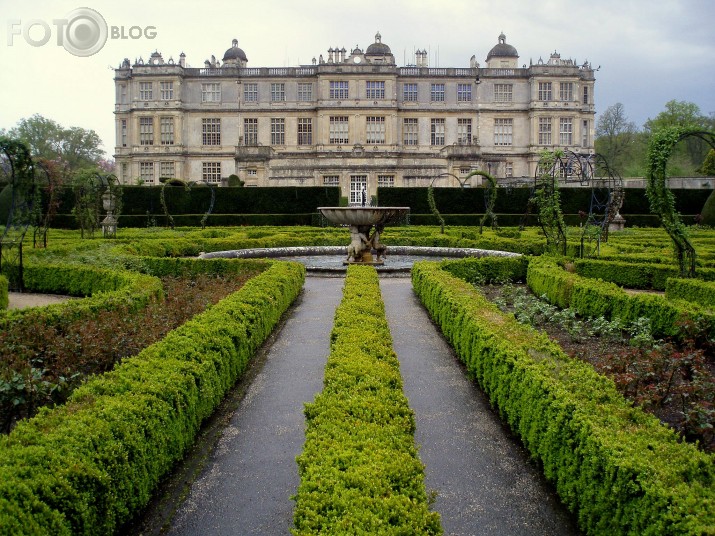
486;33;518;60
366;31;391;55
223;38;248;62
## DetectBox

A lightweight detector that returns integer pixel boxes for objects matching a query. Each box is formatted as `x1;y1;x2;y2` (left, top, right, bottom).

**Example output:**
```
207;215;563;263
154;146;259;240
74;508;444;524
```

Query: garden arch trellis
0;138;38;290
427;169;498;234
526;150;624;257
646;127;715;277
159;178;216;230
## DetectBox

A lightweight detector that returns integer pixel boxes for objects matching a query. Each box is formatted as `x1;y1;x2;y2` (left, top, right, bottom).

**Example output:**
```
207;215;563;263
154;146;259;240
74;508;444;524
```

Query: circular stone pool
200;246;520;275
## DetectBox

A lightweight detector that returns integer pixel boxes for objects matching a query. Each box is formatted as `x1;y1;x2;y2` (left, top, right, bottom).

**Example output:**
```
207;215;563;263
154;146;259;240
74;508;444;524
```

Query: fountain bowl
318;207;410;226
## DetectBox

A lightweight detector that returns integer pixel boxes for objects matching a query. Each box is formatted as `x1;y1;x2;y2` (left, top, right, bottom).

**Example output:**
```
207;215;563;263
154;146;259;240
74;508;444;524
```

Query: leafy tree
595;103;639;174
7;114;104;171
700;149;715;176
644;101;712;172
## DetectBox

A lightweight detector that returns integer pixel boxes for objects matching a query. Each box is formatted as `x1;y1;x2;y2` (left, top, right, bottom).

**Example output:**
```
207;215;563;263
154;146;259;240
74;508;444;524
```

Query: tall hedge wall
377;187;709;219
46;186;340;228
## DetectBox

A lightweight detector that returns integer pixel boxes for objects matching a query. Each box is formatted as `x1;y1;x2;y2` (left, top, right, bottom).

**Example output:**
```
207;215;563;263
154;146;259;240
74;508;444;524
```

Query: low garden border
0;274;7;310
293;265;441;535
573;258;715;291
0;261;305;534
412;261;714;535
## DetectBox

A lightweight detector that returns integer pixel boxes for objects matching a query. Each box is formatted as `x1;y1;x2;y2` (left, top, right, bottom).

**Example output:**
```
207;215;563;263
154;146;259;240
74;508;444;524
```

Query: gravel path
7;292;74;309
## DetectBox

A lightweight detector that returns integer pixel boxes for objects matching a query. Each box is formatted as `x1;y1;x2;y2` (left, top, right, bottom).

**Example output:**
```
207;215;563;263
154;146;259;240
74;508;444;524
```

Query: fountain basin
318;207;410;226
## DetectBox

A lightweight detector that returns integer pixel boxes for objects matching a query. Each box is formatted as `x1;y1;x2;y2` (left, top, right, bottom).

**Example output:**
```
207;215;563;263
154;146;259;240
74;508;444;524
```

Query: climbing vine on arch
646;127;715;277
531;150;567;255
463;170;498;234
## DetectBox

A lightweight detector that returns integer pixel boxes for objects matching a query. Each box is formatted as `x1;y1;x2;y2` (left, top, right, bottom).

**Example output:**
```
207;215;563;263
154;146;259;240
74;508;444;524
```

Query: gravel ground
7;292;75;309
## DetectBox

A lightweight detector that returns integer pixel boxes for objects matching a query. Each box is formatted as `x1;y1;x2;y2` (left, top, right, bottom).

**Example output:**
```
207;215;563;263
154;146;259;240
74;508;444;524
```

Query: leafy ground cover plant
0;271;260;433
483;282;714;451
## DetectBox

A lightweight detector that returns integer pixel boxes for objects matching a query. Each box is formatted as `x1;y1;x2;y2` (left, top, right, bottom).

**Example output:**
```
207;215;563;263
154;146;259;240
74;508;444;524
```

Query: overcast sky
1;0;713;157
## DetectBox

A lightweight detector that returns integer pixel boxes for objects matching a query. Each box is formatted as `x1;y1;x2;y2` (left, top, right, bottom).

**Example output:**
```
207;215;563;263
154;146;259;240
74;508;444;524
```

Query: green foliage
646;127;715;276
0;275;7;310
293;265;441;535
666;278;715;309
595;103;640;176
426;185;445;233
701;149;715;176
574;259;715;291
438;255;527;285
412;261;715;535
0;261;305;534
702;190;715;227
527;256;715;339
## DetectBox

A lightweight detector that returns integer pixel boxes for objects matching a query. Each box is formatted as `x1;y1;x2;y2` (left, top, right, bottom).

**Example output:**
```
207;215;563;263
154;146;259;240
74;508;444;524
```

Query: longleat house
113;32;596;203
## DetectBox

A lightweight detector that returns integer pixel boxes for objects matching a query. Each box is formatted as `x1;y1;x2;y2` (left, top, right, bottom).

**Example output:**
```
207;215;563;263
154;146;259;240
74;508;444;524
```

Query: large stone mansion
113;32;596;203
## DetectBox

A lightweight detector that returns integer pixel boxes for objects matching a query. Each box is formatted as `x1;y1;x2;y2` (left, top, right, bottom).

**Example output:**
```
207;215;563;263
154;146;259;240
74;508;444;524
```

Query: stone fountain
318;207;410;264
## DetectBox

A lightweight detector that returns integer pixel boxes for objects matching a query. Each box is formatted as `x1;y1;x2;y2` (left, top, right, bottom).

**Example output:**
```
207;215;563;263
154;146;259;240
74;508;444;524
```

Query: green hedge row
378;186;708;216
0;264;164;329
574;259;715;291
527;257;715;338
123;256;270;279
0;261;305;535
411;261;715;535
50;213;317;229
293;265;441;535
666;278;715;309
438;255;528;284
0;274;7;310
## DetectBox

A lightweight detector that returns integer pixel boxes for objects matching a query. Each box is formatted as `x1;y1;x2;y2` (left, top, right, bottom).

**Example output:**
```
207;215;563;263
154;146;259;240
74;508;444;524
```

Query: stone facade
114;33;596;203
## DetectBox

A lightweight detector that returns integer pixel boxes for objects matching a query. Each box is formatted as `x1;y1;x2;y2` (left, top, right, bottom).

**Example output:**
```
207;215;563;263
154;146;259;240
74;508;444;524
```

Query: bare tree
596;103;638;172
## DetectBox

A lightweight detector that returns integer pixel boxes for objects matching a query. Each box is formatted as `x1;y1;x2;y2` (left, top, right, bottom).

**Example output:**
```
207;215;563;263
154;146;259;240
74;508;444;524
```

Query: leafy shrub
0;275;7;310
0;261;305;534
293;265;441;535
666;277;715;309
574;259;715;291
439;255;528;284
412;262;715;535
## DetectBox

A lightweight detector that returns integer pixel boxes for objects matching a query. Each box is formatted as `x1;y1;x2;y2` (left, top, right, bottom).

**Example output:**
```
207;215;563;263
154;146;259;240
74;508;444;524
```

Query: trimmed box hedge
0;274;7;310
438;255;528;284
527;257;715;339
667;278;715;309
412;261;715;536
574;259;715;291
293;265;441;535
0;261;305;535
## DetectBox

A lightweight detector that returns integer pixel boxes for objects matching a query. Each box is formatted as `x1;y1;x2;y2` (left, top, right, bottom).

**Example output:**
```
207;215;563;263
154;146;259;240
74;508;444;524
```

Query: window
494;83;513;102
329;116;349;144
366;81;385;99
457;118;472;144
271;118;285;145
560;117;573;146
582;119;590;147
244;119;258;145
202;162;221;183
323;175;339;186
202;118;221;145
505;162;514;178
160;117;174;145
298;83;313;101
460;167;470;175
350;175;367;205
494;118;513;146
559;82;573;101
201;83;221;103
139;82;152;100
457;83;472;102
120;119;127;147
119;84;127;104
583;85;590;104
271;83;285;102
140;161;154;184
430;118;445;145
298;118;313;145
159;161;175;179
330;81;349;99
244;83;258;102
139;117;153;145
403;83;417;102
538;117;552;145
247;169;257;176
160;81;173;100
538;82;552;101
378;174;394;187
120;162;128;182
430;83;445;102
403;118;418;146
366;116;385;144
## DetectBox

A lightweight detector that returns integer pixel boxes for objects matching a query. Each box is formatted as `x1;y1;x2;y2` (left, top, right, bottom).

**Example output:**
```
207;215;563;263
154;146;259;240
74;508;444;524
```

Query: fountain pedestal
318;207;410;265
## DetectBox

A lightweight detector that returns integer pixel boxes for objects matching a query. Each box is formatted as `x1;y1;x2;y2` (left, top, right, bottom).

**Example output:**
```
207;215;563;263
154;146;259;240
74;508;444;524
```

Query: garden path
149;274;580;535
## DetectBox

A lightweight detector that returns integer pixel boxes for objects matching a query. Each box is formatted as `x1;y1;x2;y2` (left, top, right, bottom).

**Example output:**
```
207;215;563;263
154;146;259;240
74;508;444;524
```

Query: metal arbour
0;138;38;291
525;150;623;257
427;170;498;234
159;178;216;230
